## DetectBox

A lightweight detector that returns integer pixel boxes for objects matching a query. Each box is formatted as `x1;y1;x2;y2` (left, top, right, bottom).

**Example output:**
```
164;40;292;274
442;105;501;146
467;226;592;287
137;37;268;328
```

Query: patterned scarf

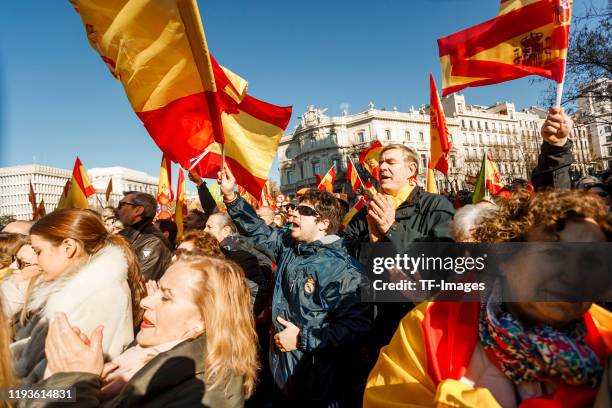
479;301;602;388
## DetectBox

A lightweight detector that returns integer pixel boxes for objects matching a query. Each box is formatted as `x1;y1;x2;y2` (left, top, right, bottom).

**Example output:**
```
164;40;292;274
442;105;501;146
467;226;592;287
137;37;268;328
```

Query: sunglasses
117;201;139;209
295;205;320;217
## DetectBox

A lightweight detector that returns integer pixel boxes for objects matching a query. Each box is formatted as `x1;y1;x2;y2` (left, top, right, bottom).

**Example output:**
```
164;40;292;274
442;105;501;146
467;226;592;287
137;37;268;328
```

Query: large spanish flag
57;157;95;210
429;73;451;175
358;140;384;181
438;0;572;96
156;154;174;220
71;0;292;198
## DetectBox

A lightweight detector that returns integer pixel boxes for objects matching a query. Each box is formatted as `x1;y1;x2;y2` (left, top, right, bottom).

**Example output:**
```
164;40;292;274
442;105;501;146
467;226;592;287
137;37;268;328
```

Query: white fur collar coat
11;244;134;384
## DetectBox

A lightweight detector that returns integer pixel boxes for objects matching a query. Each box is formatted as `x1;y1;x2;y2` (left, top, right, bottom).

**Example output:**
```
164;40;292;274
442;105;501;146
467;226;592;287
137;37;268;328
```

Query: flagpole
177;0;225;171
554;57;567;108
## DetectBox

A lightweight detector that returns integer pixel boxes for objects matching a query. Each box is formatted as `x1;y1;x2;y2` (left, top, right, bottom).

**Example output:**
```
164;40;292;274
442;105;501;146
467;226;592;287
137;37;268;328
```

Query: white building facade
0;164;158;221
578;78;612;171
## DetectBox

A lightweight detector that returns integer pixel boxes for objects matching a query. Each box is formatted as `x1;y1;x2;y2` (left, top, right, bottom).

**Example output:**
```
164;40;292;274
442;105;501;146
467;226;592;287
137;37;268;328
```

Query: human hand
367;194;396;234
274;316;300;352
217;162;237;200
188;171;204;186
44;313;104;378
145;280;159;296
541;107;573;146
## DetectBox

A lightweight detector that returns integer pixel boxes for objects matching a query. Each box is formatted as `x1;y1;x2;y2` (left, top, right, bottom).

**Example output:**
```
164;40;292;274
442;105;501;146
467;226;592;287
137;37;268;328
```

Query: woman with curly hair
365;190;612;408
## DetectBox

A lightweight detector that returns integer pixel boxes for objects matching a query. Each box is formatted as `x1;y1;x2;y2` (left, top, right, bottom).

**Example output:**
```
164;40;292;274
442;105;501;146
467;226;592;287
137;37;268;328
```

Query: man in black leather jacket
117;191;173;281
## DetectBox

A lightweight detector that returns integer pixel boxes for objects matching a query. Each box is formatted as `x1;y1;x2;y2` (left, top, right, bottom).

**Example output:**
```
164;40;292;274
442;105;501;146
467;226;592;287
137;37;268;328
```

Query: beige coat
11;244;134;383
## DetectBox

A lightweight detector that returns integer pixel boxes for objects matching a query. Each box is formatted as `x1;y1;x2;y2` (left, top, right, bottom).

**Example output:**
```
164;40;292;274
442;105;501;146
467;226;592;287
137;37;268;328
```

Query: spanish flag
238;185;259;208
472;152;508;204
358;140;384;181
429;74;451;175
28;181;38;221
105;178;113;203
438;0;572;96
36;199;47;219
339;197;367;232
259;181;276;208
57;157;95;210
317;166;336;193
346;159;362;193
426;161;439;194
71;0;292;198
156;154;174;220
175;168;187;241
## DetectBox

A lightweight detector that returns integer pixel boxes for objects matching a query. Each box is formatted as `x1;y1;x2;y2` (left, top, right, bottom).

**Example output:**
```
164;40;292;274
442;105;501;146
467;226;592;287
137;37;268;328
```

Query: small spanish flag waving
57;157;95;210
358;140;384;181
317;166;337;193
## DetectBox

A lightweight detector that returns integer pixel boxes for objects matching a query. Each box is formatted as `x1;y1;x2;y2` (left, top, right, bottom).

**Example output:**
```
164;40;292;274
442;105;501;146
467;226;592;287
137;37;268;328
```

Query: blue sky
0;0;596;191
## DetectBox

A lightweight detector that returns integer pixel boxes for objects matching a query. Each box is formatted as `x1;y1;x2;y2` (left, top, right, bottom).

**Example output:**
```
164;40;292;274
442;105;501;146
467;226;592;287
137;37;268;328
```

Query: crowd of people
0;106;611;407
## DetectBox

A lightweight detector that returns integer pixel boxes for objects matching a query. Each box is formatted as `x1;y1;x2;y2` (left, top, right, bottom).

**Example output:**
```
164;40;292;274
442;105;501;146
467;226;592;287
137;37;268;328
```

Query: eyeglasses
283;204;296;210
117;201;139;209
295;205;320;217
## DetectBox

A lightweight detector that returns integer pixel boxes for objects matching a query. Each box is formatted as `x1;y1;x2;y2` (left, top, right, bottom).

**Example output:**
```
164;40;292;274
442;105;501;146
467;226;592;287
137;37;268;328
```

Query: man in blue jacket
219;164;371;406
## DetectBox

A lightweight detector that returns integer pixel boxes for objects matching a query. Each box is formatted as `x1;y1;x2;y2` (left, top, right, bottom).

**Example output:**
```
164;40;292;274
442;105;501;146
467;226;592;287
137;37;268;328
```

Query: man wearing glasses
117;192;173;281
219;164;371;407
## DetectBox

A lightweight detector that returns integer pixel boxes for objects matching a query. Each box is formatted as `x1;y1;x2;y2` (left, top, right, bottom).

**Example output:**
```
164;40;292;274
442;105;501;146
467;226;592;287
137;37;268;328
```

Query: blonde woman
0;298;15;408
39;255;259;407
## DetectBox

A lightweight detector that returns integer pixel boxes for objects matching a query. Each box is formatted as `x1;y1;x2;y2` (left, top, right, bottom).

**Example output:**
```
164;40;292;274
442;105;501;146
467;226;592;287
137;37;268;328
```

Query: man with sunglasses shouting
219;163;371;407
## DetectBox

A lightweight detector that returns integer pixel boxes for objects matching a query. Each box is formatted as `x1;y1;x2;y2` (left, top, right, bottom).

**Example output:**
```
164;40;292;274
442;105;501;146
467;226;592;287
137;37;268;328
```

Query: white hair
450;203;499;242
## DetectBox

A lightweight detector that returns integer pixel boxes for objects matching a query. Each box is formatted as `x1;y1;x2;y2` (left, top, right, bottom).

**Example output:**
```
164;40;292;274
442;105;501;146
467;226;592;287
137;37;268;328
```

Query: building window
607;135;612;143
485;122;489;130
405;130;411;141
299;163;304;179
461;120;466;128
287;171;293;184
358;131;365;144
608;160;612;170
385;129;391;140
312;162;321;176
479;134;483;144
608;146;612;156
420;154;427;169
457;103;464;113
333;157;341;170
470;120;474;129
310;136;316;148
605;126;611;133
477;121;481;129
419;132;424;142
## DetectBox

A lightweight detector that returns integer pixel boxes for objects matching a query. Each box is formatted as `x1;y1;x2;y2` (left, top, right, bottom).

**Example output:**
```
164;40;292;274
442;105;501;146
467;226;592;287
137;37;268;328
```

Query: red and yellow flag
175;169;187;242
426;161;439;194
156;155;174;220
317;166;337;192
429;73;452;175
57;157;95;210
71;0;292;199
358;140;384;181
346;159;362;193
28;181;38;221
105;178;113;203
259;181;276;209
238;185;259;208
438;0;573;96
472;152;509;203
36;199;47;219
340;197;367;232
